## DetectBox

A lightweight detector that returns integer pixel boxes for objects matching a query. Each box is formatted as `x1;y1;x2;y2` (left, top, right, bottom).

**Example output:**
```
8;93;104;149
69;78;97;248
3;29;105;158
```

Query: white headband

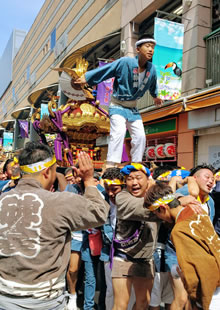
148;194;176;211
20;155;57;174
135;39;156;48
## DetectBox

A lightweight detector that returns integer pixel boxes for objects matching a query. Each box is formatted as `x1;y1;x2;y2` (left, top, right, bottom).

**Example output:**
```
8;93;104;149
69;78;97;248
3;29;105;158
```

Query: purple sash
110;223;144;269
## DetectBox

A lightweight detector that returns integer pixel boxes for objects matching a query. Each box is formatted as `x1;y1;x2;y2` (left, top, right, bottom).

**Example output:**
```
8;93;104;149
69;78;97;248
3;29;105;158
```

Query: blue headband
120;163;151;177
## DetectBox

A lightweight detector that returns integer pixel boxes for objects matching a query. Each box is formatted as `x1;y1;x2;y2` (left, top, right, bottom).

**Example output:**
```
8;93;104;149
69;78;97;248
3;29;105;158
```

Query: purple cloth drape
18;120;29;138
121;143;129;162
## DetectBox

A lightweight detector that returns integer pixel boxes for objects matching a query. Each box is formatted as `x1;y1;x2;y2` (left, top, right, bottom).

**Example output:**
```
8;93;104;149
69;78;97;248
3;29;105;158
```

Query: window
43;42;49;56
2;101;7;116
26;65;30;81
12;87;17;105
50;28;56;50
212;0;220;30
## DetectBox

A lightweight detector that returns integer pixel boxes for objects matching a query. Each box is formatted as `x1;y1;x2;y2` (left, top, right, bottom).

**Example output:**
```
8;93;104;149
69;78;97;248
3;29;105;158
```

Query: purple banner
96;61;114;106
18;120;29;138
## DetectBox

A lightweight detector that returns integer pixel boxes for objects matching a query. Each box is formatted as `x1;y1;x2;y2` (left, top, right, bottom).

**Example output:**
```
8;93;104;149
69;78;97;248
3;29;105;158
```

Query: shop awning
11;106;31;120
0;119;15;131
185;87;220;111
141;86;220;123
27;84;58;108
59;32;121;70
141;101;183;123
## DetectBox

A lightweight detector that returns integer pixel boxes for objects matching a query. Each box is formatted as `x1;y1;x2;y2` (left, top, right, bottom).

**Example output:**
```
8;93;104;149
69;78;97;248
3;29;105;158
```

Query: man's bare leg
67;251;81;294
66;251;81;310
112;277;132;310
169;274;191;310
133;277;154;310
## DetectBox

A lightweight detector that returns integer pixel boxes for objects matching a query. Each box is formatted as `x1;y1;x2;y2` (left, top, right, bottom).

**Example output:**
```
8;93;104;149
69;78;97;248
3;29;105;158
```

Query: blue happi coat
85;56;158;102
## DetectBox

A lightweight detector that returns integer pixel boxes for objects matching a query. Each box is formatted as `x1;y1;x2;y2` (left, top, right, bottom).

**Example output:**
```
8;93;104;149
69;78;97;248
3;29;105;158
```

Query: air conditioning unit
206;79;212;87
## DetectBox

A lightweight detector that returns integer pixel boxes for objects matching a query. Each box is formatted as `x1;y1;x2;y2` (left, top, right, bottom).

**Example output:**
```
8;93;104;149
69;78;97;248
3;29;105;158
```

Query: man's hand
9;180;16;188
74;75;87;85
153;97;163;107
56;172;68;192
178;195;203;214
178;195;199;206
49;184;55;192
78;152;95;187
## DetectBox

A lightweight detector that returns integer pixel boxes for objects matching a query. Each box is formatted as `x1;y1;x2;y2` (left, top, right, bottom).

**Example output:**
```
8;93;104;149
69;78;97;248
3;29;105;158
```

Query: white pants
107;114;146;163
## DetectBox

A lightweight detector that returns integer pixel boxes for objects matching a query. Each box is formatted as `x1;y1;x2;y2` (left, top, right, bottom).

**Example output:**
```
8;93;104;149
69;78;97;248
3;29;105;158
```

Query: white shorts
196;286;220;310
209;287;220;309
150;272;174;307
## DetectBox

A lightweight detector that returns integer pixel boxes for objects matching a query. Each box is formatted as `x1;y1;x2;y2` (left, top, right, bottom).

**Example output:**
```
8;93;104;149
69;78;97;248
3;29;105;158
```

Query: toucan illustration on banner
165;62;182;77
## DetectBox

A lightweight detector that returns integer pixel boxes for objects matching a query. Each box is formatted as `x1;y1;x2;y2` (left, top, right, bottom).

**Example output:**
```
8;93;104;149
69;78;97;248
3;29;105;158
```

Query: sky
0;0;45;57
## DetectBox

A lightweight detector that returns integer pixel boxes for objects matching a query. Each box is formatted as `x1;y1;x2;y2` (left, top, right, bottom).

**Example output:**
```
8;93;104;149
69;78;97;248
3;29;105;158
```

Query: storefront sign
126;118;177;138
144;118;177;136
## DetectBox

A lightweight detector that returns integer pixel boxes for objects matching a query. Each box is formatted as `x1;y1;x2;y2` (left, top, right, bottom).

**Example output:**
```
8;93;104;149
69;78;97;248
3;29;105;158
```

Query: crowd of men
0;33;219;310
0;141;219;310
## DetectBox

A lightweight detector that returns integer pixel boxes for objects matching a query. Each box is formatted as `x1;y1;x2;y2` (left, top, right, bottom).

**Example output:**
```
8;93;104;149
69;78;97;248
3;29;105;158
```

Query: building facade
0;0;219;169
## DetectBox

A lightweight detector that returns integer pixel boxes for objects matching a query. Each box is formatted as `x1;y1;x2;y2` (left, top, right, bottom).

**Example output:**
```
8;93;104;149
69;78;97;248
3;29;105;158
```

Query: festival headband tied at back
20;155;57;174
65;173;73;178
103;179;125;186
121;163;151;177
157;170;172;181
135;38;157;48
148;194;176;211
11;157;19;167
157;169;190;181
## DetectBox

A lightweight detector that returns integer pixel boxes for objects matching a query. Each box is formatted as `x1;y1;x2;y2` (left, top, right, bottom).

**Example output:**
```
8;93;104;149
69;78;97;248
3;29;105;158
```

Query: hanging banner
153;18;184;100
3;132;13;152
40;103;49;119
40;103;56;119
96;61;114;106
18;120;29;138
